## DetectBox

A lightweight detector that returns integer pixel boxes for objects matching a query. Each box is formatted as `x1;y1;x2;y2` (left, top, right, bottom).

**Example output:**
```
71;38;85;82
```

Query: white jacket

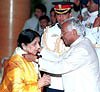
39;36;100;92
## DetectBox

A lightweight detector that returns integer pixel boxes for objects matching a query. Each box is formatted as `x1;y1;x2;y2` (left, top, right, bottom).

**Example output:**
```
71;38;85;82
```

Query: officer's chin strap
57;23;62;29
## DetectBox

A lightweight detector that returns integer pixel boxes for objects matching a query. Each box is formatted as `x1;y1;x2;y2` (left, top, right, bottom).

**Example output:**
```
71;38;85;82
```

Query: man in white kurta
39;17;100;92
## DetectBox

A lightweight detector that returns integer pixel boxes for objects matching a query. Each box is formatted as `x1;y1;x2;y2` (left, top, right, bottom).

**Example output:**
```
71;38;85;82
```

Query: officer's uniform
82;11;98;28
81;0;99;28
39;1;73;92
83;0;100;71
41;24;65;92
85;27;100;71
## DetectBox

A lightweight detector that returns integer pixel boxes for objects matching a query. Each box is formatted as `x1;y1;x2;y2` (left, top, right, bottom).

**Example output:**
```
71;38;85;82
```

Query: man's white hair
63;17;86;36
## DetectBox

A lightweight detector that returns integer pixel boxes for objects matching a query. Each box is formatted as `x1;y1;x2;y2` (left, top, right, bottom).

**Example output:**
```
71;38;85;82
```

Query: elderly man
39;17;100;92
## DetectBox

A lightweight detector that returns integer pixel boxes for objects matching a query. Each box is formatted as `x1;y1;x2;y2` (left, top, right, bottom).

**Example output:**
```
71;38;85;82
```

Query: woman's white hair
62;17;86;36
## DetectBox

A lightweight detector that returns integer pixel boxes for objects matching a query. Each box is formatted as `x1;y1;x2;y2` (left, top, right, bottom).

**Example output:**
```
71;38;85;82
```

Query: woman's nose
37;44;41;51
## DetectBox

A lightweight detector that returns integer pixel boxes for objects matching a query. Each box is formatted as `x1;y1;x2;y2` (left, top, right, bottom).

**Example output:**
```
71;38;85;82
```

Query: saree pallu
0;55;41;92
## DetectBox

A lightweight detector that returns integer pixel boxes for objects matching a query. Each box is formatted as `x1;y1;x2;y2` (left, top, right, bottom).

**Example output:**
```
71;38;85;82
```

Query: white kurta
39;36;100;92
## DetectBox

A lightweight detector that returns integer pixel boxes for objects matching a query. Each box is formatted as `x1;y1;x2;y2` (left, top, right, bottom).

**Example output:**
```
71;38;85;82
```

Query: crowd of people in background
0;0;100;92
22;3;57;37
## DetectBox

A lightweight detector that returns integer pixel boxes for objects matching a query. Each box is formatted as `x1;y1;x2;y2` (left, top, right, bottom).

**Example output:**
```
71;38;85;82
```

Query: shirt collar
13;47;27;57
90;11;98;16
71;36;84;47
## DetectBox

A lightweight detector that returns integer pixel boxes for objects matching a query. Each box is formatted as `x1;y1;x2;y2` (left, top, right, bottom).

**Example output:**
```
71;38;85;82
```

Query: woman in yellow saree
0;29;50;92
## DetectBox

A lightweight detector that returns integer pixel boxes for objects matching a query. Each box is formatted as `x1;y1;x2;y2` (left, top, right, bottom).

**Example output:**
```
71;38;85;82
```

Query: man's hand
38;74;51;88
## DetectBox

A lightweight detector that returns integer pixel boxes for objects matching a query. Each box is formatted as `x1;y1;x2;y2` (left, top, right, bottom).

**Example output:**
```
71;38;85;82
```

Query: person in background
49;7;57;25
73;0;89;21
40;1;74;92
39;15;50;36
23;3;47;36
81;0;100;71
90;0;100;28
0;29;51;92
74;0;99;28
93;16;100;27
39;17;100;92
0;56;9;83
82;0;99;28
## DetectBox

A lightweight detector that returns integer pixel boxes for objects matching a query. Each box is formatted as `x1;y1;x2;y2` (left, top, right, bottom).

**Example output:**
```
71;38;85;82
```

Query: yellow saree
0;52;41;92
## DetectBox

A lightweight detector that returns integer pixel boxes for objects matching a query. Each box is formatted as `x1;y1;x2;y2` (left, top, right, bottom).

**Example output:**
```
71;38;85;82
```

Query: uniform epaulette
57;24;61;29
49;23;56;28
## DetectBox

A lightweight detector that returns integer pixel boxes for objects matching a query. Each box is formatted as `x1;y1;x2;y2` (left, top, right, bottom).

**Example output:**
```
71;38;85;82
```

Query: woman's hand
38;74;51;88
